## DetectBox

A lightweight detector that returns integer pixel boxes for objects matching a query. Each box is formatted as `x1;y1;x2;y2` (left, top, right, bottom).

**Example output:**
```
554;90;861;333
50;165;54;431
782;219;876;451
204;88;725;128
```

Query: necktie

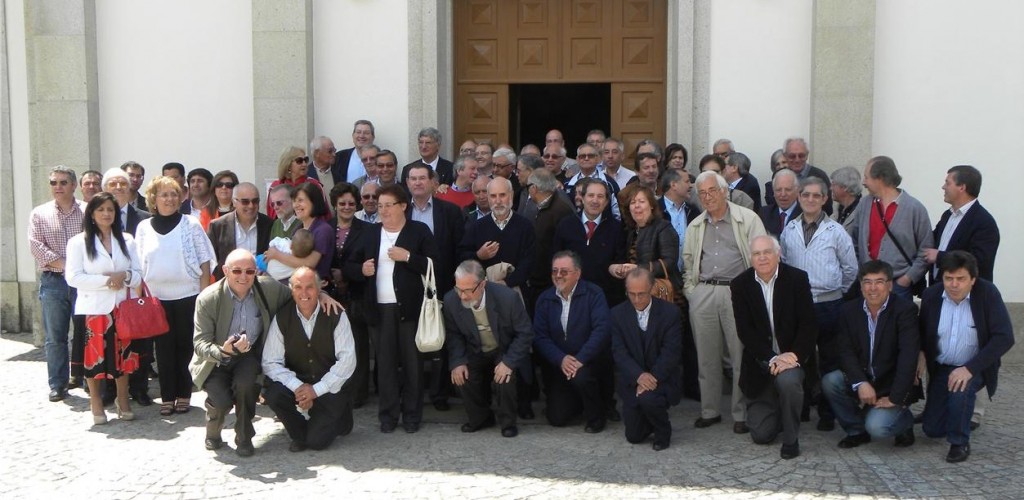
779;211;787;230
585;220;597;241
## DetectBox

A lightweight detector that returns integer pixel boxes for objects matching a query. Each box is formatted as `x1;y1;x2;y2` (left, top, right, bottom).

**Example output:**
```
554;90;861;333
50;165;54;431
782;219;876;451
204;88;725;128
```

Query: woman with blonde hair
134;176;217;416
266;146;326;219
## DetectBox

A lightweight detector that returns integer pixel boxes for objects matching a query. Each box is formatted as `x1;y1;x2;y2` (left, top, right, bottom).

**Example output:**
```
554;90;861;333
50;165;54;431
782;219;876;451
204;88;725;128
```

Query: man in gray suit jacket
190;250;340;456
444;260;533;438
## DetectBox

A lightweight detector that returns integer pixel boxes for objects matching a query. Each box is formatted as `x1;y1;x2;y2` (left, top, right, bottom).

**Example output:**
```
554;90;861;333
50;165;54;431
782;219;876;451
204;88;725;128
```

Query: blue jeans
38;272;76;390
821;370;913;438
922;364;983;446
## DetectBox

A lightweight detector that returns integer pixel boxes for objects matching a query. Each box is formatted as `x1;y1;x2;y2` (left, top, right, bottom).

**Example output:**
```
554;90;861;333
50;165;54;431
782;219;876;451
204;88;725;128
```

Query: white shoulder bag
415;257;445;353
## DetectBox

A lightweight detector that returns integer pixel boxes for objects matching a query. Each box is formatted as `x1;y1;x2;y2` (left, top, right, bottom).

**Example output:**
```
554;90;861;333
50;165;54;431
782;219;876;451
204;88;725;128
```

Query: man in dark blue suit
920;251;1014;463
759;169;801;237
533;250;611;433
553;178;626;305
925;165;1000;283
610;267;682;451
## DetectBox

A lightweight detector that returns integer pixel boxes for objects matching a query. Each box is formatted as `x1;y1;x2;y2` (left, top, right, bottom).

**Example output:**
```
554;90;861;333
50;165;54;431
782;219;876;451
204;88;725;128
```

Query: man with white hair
308;136;339;194
781;137;833;215
760;169;801;237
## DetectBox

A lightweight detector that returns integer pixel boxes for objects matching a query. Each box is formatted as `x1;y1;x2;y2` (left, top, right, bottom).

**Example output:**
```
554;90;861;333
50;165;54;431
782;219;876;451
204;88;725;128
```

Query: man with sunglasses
563;143;621;220
444;260;533;438
207;182;272;280
780;137;833;215
29;166;87;402
191;251;343;456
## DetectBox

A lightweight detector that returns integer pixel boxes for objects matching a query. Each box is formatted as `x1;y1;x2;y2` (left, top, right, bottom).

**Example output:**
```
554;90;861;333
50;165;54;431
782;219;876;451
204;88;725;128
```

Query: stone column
251;0;314;184
1;3;20;333
667;0;710;168
407;1;453;158
810;0;876;170
21;0;101;342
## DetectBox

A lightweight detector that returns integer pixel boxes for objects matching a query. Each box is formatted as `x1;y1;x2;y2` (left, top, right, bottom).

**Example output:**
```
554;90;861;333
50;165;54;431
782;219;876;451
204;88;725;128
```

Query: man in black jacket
821;260;919;450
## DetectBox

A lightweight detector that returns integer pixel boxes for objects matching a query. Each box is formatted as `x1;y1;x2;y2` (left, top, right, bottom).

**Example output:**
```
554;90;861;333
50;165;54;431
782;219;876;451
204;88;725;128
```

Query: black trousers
371;304;422;426
459;350;518;429
343;299;371;406
70;314;86;378
623;388;672;446
425;346;453;405
542;362;606;427
154;295;197;402
265;380;352;450
203;353;260;443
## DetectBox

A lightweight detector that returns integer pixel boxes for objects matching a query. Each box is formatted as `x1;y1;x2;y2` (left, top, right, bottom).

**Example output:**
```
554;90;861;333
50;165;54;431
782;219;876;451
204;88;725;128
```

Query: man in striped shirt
780;176;858;431
28;166;87;402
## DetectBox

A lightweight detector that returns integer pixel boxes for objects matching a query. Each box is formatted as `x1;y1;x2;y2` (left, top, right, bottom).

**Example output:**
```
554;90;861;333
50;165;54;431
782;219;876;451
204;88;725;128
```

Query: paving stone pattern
1;332;1022;499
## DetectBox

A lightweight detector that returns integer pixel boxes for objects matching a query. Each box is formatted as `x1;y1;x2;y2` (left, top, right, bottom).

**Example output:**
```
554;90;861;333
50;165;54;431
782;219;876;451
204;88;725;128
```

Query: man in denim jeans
28;166;86;402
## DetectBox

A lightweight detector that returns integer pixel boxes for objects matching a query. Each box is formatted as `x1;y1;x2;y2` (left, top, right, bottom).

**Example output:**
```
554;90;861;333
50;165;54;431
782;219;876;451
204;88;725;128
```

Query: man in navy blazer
310;119;375;184
731;235;817;459
822;260;919;450
610;267;682;451
553;178;626;306
444;261;534;438
533;251;611;432
920;251;1014;463
925;165;1000;284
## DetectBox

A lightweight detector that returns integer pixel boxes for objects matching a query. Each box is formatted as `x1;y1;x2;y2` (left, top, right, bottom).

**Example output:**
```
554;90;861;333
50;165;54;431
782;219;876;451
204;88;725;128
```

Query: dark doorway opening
509;83;611;155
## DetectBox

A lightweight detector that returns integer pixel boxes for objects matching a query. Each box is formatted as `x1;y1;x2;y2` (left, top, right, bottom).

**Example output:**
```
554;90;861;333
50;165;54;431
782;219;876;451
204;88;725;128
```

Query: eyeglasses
577;153;598;159
294;156;309;164
234;197;260;206
105;180;129;188
697;189;722;198
799;192;825;200
215;182;236;189
455;280;483;296
551;268;575;277
784;152;808;160
361;194;378;200
229;268;257;276
459;148;475;155
50;179;70;186
271;199;289;207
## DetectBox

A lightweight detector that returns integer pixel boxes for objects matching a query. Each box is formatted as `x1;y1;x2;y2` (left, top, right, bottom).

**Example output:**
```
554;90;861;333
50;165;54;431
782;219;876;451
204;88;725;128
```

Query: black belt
700;279;731;286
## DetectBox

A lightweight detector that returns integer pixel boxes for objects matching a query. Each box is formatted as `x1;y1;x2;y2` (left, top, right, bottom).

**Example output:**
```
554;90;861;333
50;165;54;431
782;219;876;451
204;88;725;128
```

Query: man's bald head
225;249;256;268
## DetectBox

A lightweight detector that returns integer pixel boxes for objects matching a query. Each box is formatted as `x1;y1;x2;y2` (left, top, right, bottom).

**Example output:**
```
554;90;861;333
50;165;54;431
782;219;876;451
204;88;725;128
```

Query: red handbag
115;282;170;341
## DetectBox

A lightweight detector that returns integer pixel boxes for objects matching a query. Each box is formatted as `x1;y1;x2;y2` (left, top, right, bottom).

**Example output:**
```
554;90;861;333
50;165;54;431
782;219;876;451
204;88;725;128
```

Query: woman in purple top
265;182;335;286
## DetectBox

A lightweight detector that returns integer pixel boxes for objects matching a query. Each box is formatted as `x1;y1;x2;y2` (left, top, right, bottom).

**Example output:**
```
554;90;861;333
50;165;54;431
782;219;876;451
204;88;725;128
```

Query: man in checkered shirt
28;165;87;402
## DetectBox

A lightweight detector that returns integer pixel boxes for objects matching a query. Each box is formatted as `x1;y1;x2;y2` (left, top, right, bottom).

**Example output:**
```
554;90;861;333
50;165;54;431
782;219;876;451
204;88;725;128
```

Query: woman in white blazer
66;192;143;425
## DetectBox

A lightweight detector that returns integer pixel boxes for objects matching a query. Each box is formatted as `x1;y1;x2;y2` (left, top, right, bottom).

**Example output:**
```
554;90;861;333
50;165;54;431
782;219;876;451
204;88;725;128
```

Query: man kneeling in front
262;267;356;452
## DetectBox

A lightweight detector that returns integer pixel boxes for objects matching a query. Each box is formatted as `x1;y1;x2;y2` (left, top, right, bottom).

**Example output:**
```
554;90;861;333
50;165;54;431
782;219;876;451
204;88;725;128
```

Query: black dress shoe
433;400;451;411
837;433;871;449
235;441;255;457
67;377;82;390
518;406;535;420
800;406;811;422
913;412;924;424
969;421;980;431
652;441;670;451
403;422;420;434
780;441;800;459
816;419;835;431
946;443;970;463
894;427;915;448
132;392;153;407
204;438;224;450
461;415;496;433
289;440;307;452
501;426;518;438
733;421;750;434
694;416;722;428
48;388;66;402
380;422;397;433
584;421;606;434
606;407;621;422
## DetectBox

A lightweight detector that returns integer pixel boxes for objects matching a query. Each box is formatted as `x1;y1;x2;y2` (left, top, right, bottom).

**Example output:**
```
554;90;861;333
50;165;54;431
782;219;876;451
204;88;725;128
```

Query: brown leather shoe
733;421;749;434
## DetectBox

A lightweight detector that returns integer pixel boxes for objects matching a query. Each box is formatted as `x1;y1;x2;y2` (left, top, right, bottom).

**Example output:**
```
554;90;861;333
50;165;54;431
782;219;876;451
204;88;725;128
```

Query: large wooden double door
454;0;667;155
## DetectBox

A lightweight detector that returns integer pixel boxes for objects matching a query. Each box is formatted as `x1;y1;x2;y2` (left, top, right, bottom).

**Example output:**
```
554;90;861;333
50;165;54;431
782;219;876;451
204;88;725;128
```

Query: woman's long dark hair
83;192;129;260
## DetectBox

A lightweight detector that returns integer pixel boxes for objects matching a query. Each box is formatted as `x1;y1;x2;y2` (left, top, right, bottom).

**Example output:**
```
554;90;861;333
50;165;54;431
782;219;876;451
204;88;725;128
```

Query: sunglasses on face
271;200;289;207
234;197;260;206
362;194;378;200
229;268;257;276
294;157;309;164
784;152;808;160
215;181;236;189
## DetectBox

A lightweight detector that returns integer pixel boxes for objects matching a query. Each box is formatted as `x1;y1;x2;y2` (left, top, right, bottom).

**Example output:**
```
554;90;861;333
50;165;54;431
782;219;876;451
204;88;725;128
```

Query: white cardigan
65;233;143;315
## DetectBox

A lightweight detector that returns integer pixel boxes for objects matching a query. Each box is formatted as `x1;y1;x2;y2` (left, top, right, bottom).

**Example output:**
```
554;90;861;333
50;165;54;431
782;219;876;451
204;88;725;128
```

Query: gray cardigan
851;190;934;284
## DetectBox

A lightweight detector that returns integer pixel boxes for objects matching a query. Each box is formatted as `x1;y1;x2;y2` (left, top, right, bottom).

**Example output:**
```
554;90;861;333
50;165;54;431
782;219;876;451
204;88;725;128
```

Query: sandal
159;402;174;416
174;398;191;414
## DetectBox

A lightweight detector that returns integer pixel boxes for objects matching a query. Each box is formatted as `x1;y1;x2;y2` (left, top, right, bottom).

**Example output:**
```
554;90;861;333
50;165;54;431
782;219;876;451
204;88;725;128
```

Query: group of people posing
28;121;1012;463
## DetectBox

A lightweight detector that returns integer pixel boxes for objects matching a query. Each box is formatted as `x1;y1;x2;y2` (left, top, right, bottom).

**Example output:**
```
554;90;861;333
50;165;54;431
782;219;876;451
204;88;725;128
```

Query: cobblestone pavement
1;332;1022;499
